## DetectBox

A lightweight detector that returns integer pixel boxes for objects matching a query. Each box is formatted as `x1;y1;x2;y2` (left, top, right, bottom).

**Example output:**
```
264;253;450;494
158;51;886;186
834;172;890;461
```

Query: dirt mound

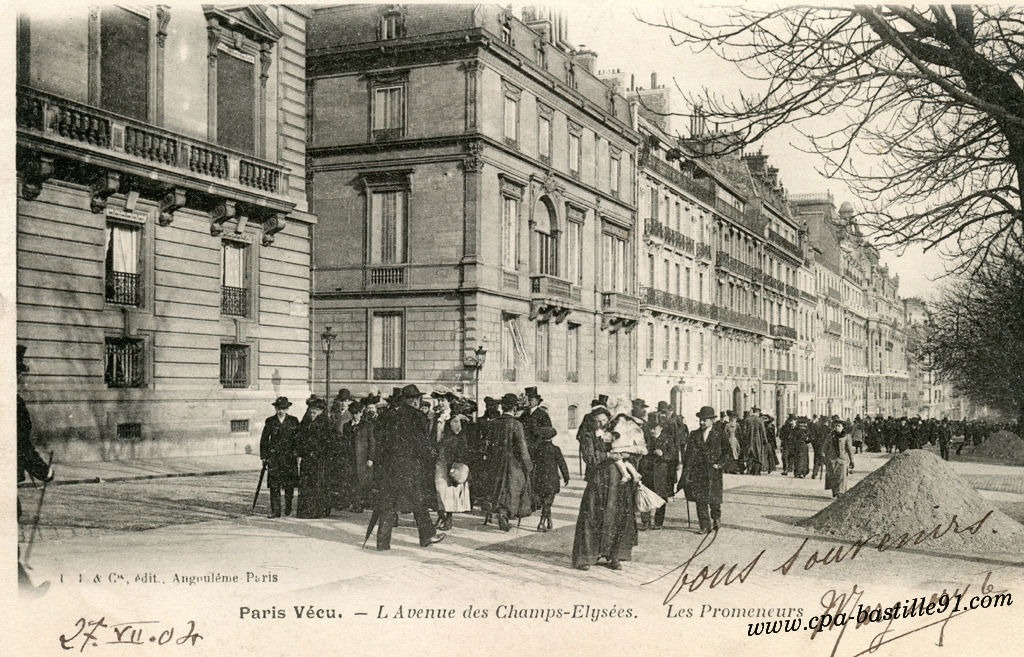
966;430;1024;465
798;450;1024;555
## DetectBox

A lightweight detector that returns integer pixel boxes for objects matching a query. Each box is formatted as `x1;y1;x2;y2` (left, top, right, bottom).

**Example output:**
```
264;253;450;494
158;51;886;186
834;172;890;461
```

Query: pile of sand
965;430;1024;465
798;450;1024;555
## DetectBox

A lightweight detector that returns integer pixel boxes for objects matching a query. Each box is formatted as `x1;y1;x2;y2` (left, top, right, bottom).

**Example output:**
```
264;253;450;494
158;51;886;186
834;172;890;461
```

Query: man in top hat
373;384;445;550
681;406;731;534
260;397;300;517
519;387;553;457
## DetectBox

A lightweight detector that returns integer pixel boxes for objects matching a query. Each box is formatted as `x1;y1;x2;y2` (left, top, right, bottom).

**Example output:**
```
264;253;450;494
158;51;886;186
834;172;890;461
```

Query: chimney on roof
576;46;597;74
766;165;779;188
630;74;635;91
651;72;658;88
742;150;768;176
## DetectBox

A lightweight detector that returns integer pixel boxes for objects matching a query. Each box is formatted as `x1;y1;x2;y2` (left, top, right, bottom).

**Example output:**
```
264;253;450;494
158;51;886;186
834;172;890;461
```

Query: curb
18;468;261;488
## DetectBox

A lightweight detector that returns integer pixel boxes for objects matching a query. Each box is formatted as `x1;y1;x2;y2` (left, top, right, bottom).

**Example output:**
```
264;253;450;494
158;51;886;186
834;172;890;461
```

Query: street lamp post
466;344;488;413
321;326;335;402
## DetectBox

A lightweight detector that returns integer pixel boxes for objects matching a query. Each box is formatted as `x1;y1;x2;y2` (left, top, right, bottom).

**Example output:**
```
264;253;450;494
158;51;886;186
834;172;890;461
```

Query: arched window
534;198;558;276
568;404;578;429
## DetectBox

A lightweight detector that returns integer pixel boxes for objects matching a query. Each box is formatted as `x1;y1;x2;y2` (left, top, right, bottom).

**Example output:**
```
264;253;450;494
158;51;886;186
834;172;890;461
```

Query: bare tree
640;5;1024;270
921;251;1024;424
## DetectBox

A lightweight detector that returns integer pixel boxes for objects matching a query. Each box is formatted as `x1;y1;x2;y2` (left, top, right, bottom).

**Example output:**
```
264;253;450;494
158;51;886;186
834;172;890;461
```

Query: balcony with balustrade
644;218;695;254
17;85;294;216
715;250;759;281
826;321;842;336
771;324;798;341
640;286;718;322
767;229;803;260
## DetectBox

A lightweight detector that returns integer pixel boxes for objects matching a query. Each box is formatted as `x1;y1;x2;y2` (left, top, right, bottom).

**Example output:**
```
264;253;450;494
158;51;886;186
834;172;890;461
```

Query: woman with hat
571;401;639;570
296;396;333;518
260;397;300;517
823;418;855;497
431;392;472;530
483;393;534;531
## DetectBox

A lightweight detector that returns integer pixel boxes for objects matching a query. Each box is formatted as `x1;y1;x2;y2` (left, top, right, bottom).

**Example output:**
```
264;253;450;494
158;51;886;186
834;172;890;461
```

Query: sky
556;0;956;300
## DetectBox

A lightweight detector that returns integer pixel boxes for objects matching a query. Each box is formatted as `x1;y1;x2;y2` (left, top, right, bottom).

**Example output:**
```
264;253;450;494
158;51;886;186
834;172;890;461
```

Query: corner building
15;6;316;460
308;5;640;428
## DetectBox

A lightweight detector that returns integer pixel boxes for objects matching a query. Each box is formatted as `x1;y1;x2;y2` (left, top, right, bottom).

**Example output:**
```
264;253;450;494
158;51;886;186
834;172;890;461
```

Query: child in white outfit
607;419;647;483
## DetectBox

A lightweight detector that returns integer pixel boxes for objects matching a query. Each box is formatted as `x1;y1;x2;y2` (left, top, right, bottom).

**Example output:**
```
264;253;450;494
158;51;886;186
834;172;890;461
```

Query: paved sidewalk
18;453;261;487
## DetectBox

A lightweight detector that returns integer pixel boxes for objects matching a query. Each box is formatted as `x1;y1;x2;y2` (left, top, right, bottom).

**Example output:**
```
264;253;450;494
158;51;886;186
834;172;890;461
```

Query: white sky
557;0;955;300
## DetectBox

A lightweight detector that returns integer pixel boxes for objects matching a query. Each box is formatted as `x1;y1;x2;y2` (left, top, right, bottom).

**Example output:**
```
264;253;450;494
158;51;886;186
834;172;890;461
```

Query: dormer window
380;11;405;40
501;17;513;45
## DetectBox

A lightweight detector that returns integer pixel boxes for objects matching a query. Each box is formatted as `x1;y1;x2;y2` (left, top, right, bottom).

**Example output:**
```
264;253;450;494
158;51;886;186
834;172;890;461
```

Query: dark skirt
571;459;638;568
296;457;331;518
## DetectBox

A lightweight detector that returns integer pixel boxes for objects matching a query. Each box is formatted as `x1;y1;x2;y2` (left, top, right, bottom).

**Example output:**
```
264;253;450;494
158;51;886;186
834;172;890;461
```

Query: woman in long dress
296;397;333;518
572;409;639;571
824;419;855;497
433;397;472;530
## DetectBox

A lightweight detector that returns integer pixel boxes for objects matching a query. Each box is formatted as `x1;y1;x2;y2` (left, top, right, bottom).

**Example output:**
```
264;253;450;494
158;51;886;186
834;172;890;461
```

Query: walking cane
250;461;268;515
23;451;54;568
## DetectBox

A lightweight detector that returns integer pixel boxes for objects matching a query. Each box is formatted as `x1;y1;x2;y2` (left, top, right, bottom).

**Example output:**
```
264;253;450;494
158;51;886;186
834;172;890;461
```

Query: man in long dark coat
681;406;731;533
520;386;552;458
484;393;534;531
639;405;678;531
260;396;300;517
743;406;769;475
373;384;444;550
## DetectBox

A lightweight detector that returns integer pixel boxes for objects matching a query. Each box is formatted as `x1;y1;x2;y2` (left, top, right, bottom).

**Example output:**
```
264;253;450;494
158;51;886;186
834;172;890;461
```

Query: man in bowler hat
261;397;300;517
681;406;731;534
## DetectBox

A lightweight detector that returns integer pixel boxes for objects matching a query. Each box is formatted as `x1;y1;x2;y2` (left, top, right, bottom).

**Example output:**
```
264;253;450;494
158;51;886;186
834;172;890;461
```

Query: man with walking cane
17;345;55;594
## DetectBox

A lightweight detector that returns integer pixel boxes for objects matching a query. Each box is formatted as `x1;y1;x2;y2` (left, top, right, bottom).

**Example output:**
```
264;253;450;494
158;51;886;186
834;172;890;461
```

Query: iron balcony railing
105;270;141;306
221;286;249;316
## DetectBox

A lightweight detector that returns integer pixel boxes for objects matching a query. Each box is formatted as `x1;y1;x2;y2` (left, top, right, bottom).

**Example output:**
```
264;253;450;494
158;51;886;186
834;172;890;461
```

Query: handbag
636;483;666;513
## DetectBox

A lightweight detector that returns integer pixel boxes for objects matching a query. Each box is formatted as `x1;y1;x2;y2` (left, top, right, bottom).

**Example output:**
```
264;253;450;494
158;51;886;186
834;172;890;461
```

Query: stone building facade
15;5;316;460
307;5;640;430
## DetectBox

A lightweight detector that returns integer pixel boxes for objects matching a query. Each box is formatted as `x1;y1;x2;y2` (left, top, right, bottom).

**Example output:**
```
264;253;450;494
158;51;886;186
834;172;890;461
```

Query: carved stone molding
158;187;187;227
210;199;237;236
262;212;286;246
90;170;121;213
462;141;485;173
156;6;171;48
21;153;54;201
260;43;273;88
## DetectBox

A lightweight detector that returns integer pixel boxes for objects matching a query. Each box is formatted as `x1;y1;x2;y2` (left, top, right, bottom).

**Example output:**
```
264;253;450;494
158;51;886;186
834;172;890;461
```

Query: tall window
370;190;406;264
502;314;526;380
685;329;691;371
566;219;583;285
217;49;256;154
105;223;141;306
663;259;670;292
675;264;681;296
698;331;704;372
569;131;581;176
663;325;670;370
610;155;620;195
100;6;149;122
538;113;551;161
648;255;655;287
105;337;144;388
534;201;558;276
372;313;403;380
603;233;627;292
609;331;620;383
674;327;681;370
221;241;249;316
502;196;519;269
646;323;655;369
373;85;405;139
220;344;249;388
568;405;578;429
566;324;580;381
699;272;705;302
535;321;550;380
504;94;519;146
